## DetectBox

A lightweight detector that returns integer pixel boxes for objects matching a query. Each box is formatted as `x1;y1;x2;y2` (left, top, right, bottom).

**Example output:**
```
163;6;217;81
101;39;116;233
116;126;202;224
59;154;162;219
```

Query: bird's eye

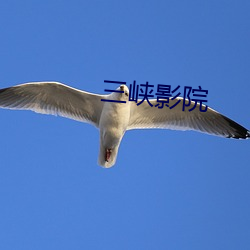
125;92;128;96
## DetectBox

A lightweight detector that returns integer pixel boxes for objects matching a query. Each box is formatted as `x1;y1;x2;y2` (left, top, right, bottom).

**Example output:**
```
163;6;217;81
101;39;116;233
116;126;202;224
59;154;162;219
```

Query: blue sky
0;0;249;249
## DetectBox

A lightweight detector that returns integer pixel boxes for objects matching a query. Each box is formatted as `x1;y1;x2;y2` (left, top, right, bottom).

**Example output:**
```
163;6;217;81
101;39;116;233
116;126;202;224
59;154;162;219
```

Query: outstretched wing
128;98;249;139
0;82;105;127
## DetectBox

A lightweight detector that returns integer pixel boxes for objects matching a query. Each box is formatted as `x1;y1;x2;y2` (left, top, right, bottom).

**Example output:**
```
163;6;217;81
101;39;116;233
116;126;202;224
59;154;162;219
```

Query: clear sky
0;1;249;249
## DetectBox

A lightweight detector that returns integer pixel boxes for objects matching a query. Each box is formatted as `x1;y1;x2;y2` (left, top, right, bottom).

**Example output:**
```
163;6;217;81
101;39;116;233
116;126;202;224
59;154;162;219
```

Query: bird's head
119;84;129;96
108;85;129;102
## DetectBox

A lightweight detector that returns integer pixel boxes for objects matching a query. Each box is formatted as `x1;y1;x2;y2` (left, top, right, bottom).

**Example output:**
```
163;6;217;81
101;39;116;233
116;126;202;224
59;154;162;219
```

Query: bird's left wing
128;97;250;139
0;82;105;127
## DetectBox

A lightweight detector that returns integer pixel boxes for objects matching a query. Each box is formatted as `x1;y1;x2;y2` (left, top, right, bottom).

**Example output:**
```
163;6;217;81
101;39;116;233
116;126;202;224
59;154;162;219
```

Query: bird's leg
105;149;112;162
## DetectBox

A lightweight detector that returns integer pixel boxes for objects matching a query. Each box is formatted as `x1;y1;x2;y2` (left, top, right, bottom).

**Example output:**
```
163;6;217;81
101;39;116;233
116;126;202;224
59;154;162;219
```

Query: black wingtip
222;115;250;139
247;131;250;138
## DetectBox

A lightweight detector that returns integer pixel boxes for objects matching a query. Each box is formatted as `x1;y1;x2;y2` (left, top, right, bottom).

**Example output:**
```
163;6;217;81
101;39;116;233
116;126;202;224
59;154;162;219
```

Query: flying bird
0;82;249;168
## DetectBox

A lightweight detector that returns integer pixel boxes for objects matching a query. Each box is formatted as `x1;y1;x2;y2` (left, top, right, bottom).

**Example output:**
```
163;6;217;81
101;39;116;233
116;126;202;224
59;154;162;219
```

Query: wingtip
222;115;250;139
247;130;250;139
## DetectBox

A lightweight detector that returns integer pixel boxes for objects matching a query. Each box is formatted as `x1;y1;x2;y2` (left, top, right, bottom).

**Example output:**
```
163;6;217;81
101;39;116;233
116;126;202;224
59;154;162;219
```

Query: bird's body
98;92;130;167
0;81;249;168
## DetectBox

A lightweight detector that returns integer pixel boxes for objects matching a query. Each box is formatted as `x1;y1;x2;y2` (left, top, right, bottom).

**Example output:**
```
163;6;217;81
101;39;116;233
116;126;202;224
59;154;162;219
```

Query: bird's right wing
0;82;105;127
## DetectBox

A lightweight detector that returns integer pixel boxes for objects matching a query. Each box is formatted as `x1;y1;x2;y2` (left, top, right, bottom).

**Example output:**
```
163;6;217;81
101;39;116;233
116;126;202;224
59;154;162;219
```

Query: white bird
0;82;249;168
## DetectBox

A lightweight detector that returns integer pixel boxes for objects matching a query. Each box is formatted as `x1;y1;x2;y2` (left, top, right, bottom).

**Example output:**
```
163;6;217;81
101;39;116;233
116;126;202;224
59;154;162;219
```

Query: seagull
0;82;249;168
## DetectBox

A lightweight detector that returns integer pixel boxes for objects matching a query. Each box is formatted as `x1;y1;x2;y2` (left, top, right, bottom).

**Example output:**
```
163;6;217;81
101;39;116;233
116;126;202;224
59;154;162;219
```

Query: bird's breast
99;102;130;139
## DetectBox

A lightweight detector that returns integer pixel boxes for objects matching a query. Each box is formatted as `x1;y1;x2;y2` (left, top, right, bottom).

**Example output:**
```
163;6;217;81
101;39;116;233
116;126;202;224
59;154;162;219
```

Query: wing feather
128;98;249;139
0;82;105;127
